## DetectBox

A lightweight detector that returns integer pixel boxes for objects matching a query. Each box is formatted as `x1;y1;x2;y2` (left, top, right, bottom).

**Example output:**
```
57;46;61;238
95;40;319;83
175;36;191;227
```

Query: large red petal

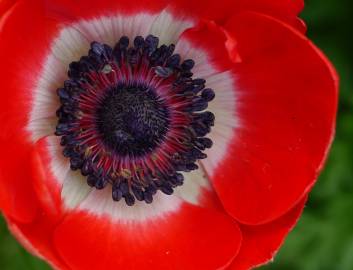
53;202;242;270
206;12;338;225
229;196;307;270
0;1;57;222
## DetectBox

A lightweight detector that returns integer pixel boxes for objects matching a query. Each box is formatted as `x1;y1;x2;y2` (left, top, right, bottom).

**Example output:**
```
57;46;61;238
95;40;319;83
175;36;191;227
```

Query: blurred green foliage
0;0;352;269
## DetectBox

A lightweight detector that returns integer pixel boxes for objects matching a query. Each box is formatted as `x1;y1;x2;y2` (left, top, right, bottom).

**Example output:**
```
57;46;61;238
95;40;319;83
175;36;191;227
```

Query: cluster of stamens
55;35;215;206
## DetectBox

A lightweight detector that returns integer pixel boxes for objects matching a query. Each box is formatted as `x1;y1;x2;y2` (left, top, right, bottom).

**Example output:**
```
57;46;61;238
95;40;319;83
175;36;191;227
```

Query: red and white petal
53;200;241;270
28;53;66;141
31;136;92;213
180;165;229;211
70;13;156;46
149;8;194;45
175;21;233;77
66;159;226;221
204;12;337;225
77;185;181;221
61;171;93;210
174;168;211;205
202;72;239;175
174;21;239;194
229;197;307;270
29;134;93;220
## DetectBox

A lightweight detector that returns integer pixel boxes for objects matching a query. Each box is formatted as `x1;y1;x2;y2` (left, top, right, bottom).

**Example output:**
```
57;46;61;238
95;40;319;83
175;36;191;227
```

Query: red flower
0;0;337;269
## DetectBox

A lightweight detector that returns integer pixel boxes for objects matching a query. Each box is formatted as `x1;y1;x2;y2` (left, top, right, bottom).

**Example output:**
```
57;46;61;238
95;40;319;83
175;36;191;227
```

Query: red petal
0;0;16;18
43;0;166;23
229;196;307;270
235;0;304;15
171;0;305;31
233;0;305;32
54;203;242;270
30;137;65;217
3;214;68;270
207;12;338;225
0;142;39;223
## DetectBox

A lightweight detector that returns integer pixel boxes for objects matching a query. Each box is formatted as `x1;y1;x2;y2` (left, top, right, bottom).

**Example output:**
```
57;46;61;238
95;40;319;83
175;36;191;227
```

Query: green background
1;0;352;269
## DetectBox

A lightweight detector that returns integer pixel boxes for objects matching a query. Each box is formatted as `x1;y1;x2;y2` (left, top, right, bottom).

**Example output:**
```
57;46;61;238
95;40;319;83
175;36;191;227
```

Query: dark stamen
55;35;215;206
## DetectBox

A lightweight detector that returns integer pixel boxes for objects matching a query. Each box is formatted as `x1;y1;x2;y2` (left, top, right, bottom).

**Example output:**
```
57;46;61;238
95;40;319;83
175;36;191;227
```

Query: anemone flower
0;0;338;269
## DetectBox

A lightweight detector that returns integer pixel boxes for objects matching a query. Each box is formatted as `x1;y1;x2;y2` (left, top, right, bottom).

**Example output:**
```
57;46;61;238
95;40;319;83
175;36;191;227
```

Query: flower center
96;84;170;157
55;35;215;206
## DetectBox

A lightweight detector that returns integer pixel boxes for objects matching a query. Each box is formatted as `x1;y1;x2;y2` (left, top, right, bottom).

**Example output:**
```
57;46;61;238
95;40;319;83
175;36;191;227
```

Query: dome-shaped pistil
96;84;170;157
55;35;215;206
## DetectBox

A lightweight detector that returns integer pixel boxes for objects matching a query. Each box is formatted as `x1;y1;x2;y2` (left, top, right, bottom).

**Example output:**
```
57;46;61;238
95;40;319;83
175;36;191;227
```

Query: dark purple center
96;84;170;157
